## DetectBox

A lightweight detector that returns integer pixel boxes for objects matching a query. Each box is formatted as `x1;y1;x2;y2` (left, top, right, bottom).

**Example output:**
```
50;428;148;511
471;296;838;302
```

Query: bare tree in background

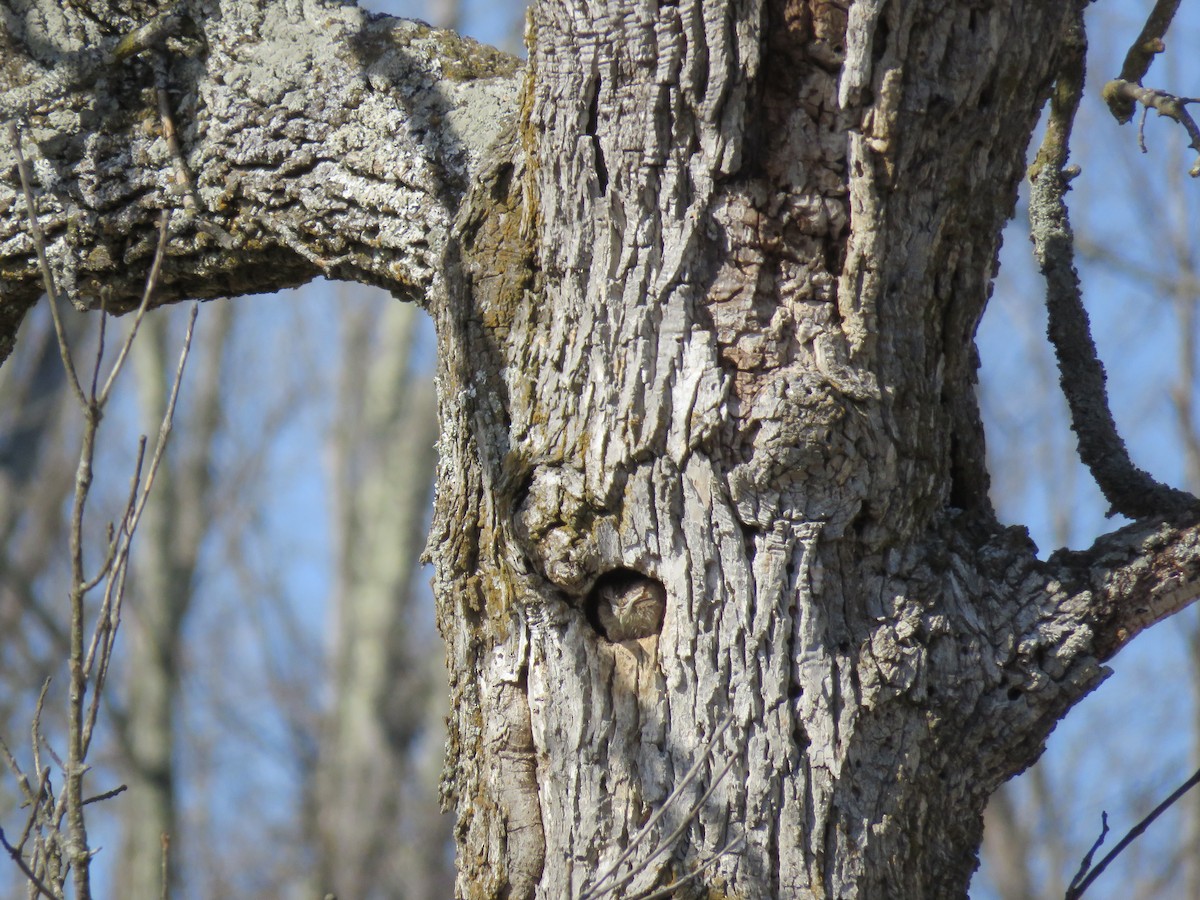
0;306;89;728
315;294;444;899
314;3;518;896
8;0;1200;896
114;301;231;898
0;182;196;895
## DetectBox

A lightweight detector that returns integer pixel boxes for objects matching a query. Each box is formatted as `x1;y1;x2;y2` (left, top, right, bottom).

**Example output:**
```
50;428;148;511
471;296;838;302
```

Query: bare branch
97;214;170;406
6;124;85;408
0;829;58;900
84;304;197;753
1099;0;1200;174
1102;81;1200;176
1066;811;1109;898
30;679;51;779
0;734;35;807
637;835;746;900
9;122;190;900
81;785;127;807
90;298;108;406
1029;8;1195;519
581;713;736;900
1118;0;1179;81
111;5;187;63
159;833;170;900
0;1;523;329
1067;767;1200;898
16;768;53;852
1050;516;1200;659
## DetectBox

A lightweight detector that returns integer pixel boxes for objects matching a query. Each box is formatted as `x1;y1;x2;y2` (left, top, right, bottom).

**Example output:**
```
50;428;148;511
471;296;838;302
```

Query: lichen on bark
4;0;1200;897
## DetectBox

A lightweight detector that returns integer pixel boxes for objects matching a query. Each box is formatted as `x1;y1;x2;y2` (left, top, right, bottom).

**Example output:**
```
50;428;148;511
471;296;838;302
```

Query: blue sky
18;1;1193;896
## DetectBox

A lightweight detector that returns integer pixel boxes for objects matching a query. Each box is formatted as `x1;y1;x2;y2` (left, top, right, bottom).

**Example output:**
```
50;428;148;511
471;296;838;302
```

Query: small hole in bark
585;568;666;642
491;162;513;201
1007;686;1022;701
792;725;810;750
510;470;533;516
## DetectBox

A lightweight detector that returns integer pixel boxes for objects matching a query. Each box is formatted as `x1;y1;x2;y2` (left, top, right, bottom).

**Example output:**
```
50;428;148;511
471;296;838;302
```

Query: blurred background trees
0;1;1196;897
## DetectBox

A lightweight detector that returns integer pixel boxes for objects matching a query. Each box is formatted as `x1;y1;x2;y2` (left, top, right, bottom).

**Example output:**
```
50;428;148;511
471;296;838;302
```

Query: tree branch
1116;0;1179;85
1047;515;1200;660
1099;0;1200;175
1066;766;1200;898
0;0;521;358
1029;7;1196;520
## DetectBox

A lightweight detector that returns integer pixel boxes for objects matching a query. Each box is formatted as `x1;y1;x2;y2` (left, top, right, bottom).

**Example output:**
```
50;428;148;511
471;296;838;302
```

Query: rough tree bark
3;0;1200;897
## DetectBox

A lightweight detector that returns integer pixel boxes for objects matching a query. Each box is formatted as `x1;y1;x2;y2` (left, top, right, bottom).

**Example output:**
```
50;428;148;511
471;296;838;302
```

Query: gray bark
4;0;1200;897
0;0;520;347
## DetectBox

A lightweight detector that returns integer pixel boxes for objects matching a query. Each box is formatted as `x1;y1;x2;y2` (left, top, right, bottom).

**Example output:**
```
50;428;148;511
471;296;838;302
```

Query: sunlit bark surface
4;1;1200;897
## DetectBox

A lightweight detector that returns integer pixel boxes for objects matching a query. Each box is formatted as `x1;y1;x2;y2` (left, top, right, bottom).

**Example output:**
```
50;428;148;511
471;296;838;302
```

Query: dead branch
1029;7;1195;519
1066;766;1200;898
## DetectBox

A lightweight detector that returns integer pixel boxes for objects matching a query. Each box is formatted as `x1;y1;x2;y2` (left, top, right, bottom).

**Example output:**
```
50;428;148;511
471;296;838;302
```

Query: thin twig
155;59;195;213
84;304;197;752
1066;767;1200;899
150;54;235;248
125;302;198;534
0;734;34;805
6;112;187;894
78;443;145;596
81;440;146;667
159;833;170;900
645;752;739;863
6;122;85;408
15;768;52;852
90;296;108;403
587;751;740;900
112;4;186;62
581;712;736;900
66;389;97;900
37;738;63;778
0;829;58;900
30;679;51;782
97;212;170;406
1066;810;1108;896
81;784;127;807
637;834;746;900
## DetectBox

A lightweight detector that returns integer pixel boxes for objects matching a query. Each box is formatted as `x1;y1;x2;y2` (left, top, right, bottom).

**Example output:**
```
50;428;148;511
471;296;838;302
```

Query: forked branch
1066;765;1200;898
1029;7;1196;520
0;124;198;899
1100;0;1200;175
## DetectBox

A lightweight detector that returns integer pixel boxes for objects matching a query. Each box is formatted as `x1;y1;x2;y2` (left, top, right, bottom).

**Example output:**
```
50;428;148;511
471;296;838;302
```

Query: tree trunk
4;1;1200;897
426;1;1193;895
